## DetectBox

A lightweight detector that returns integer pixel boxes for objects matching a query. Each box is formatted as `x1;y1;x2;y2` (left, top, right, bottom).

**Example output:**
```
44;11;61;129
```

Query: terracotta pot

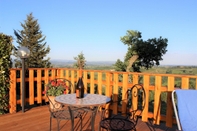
48;96;61;109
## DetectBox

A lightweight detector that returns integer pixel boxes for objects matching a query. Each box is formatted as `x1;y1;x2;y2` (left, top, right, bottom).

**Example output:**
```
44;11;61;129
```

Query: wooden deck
0;106;178;131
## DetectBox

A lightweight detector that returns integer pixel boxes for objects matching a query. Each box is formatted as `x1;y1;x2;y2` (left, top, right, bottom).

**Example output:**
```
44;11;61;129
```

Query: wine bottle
76;77;84;98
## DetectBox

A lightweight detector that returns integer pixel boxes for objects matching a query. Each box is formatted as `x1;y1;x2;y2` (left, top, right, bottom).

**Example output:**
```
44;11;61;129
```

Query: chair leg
57;119;60;131
98;109;104;131
98;125;101;131
71;119;74;131
50;116;52;131
80;116;83;131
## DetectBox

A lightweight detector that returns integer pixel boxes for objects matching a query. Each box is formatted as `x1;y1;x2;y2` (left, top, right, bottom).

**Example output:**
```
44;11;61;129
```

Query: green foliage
114;59;126;71
87;65;113;70
73;52;86;69
13;13;51;68
0;33;13;114
141;66;197;75
114;30;168;72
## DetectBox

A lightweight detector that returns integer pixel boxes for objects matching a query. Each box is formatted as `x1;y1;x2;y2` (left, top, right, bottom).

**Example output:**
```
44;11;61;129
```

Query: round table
55;94;111;131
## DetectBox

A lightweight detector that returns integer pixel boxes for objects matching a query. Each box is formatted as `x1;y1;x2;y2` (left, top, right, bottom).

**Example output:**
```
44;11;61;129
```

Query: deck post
17;46;30;113
22;58;25;113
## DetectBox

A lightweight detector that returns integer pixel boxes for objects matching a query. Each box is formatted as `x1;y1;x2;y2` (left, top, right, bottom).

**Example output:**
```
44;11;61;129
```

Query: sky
0;0;197;65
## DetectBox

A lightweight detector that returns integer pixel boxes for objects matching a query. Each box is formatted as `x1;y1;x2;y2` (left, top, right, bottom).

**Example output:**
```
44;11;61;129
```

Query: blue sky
0;0;197;65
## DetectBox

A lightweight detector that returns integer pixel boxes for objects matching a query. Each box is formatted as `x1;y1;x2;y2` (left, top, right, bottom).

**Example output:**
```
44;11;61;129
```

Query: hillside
51;60;197;75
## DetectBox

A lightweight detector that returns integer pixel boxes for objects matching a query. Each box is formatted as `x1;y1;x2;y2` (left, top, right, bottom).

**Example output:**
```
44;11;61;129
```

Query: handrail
9;68;197;127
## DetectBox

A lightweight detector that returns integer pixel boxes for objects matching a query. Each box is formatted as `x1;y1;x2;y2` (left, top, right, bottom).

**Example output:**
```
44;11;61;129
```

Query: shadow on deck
0;106;178;131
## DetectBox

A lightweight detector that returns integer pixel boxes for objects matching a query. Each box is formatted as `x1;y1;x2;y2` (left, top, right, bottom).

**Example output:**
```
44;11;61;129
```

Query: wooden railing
9;68;197;127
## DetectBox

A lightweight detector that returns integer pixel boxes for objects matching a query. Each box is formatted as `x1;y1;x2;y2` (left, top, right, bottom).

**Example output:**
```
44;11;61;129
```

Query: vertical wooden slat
133;74;138;84
65;69;69;79
142;75;149;122
166;76;175;127
105;72;111;97
56;68;60;77
9;70;16;113
113;73;118;114
29;69;34;105
44;69;49;101
109;73;113;96
122;73;128;114
51;69;56;80
104;72;112;114
77;69;79;78
59;69;64;78
37;69;42;104
131;74;138;116
7;67;197;129
182;77;189;89
71;70;75;93
168;76;175;91
97;72;102;95
83;70;88;94
196;77;197;90
90;71;94;94
166;92;173;127
20;69;22;106
44;69;49;85
153;76;161;125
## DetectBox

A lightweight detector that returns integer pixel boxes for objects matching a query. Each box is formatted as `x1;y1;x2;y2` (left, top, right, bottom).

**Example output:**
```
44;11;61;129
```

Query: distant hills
50;59;197;67
50;59;115;66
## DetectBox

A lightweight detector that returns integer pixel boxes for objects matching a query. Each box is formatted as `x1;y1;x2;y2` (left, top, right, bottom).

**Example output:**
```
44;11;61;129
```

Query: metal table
55;93;111;131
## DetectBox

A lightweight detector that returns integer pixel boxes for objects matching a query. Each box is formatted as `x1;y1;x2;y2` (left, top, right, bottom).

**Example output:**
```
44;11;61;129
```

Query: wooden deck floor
0;106;178;131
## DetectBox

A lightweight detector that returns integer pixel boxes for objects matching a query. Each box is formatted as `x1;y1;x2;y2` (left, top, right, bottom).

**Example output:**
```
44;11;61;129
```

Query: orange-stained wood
0;106;178;131
182;77;189;89
83;70;88;94
153;76;161;125
37;69;42;104
105;72;111;98
165;76;175;127
122;73;128;115
29;69;34;105
9;70;16;113
166;91;173;127
90;71;94;94
132;73;139;84
8;68;197;128
142;75;149;122
71;70;75;93
97;72;102;95
113;73;118;114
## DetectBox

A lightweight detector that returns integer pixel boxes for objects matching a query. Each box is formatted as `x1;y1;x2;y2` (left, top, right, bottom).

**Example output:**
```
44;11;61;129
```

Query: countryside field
53;60;197;75
141;65;197;75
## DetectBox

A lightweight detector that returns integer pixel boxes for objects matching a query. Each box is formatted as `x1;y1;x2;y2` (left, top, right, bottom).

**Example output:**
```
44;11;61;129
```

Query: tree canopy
73;52;86;69
114;30;168;72
0;33;13;114
13;13;51;68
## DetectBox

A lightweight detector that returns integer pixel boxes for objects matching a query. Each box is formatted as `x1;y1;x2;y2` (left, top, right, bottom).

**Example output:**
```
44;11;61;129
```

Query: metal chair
172;89;197;131
45;78;84;131
99;84;146;131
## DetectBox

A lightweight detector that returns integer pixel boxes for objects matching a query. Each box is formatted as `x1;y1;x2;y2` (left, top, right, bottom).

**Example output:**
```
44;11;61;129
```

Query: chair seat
51;108;84;120
100;117;135;131
99;84;145;131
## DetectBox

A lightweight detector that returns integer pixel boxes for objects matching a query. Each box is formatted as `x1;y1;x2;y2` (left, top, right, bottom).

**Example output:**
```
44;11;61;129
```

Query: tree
114;30;168;72
73;52;86;69
114;59;126;72
0;33;13;114
13;13;51;68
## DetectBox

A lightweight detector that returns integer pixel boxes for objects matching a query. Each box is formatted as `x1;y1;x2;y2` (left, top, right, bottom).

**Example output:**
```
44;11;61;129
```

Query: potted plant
43;78;70;109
